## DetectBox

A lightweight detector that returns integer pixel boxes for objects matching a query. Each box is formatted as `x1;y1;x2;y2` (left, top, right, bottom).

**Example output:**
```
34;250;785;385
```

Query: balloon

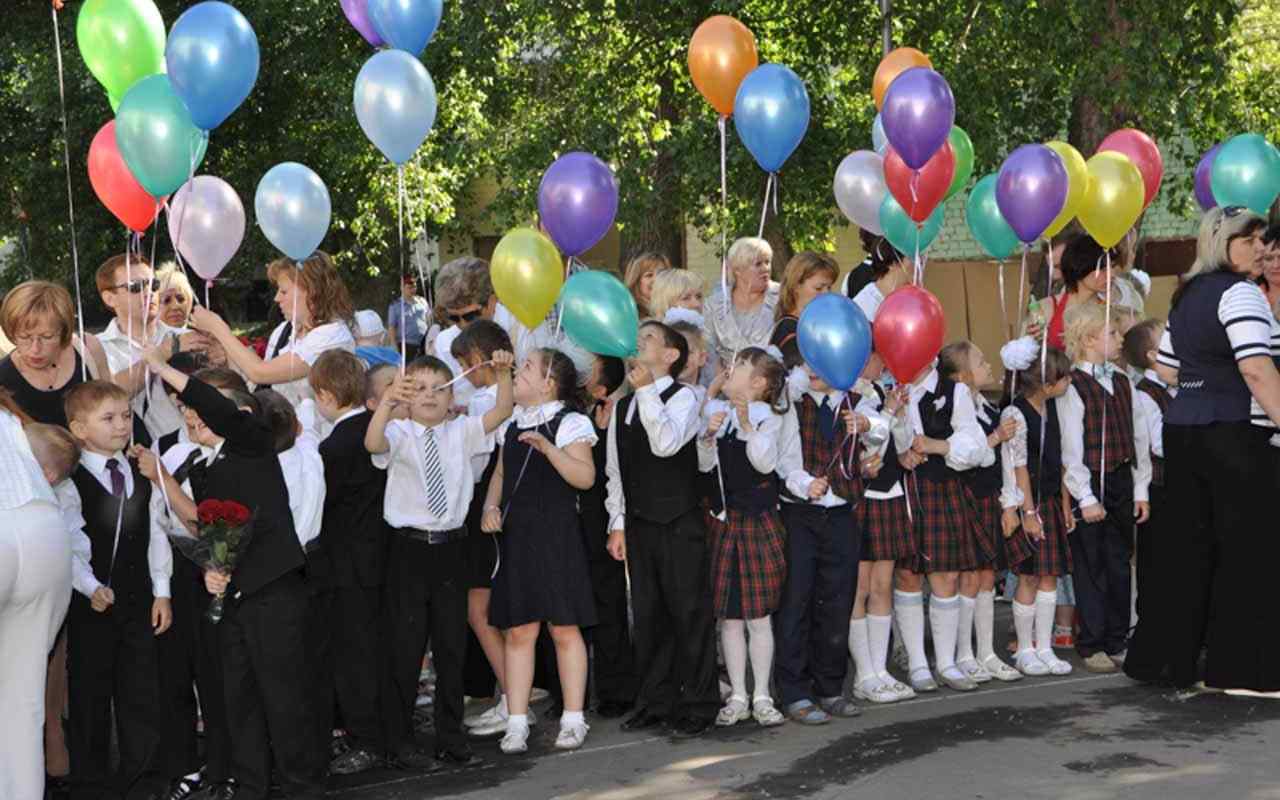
687;15;758;117
1098;129;1162;210
168;176;245;281
733;64;810;173
255;163;332;261
490;228;563;330
341;0;385;47
88;121;162;232
873;285;946;384
1078;151;1144;249
833;151;887;235
1195;144;1220;211
76;0;166;111
871;113;888;156
796;294;871;391
165;2;259;131
368;0;443;56
559;271;639;357
1043;141;1088;239
353;50;438;166
880;68;955;170
945;126;974;200
965;174;1019;260
884;141;955;223
872;47;932;111
537;152;619;257
114;75;209;198
995;144;1068;243
1211;133;1280;215
879;194;944;255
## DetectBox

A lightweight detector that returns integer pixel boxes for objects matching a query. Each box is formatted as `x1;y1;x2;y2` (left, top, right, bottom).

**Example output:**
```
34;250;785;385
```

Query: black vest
1167;271;1255;425
712;416;780;514
500;409;579;515
844;260;876;302
915;378;958;482
865;383;905;493
965;398;1003;497
615;382;699;524
1014;396;1063;504
71;459;154;605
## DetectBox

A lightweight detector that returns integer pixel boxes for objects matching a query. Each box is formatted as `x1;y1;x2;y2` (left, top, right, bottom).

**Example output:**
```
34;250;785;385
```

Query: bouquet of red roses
169;499;255;623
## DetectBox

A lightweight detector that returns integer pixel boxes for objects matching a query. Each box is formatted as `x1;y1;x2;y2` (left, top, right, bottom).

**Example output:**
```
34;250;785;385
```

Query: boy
365;363;398;412
606;321;719;738
59;381;172;800
1060;303;1151;673
367;352;514;769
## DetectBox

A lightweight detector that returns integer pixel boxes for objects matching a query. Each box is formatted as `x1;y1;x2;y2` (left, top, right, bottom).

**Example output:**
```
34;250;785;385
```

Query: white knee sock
721;619;748;701
956;595;977;664
1012;600;1035;654
929;595;961;671
848;617;875;685
746;617;775;702
1034;590;1057;655
975;590;996;662
868;614;893;678
893;590;929;673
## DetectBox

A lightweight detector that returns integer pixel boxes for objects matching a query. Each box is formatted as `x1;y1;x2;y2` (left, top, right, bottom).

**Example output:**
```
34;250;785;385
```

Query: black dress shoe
148;776;203;800
621;710;665;731
385;748;444;772
330;748;380;776
596;700;632;719
434;749;484;769
670;716;712;739
206;781;238;800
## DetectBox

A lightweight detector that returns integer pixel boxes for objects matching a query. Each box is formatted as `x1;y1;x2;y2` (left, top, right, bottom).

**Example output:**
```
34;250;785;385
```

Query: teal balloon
559;271;639;357
965;174;1019;259
1210;133;1280;215
115;75;209;198
879;193;943;255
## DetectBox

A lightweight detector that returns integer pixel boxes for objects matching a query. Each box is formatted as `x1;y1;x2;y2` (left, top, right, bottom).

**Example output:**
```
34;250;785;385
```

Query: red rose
222;501;251;527
197;499;225;526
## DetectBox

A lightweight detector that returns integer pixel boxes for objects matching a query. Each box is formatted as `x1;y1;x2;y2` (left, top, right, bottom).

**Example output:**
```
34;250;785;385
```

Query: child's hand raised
491;350;515;372
706;411;727;438
384;374;416;408
627;362;655;390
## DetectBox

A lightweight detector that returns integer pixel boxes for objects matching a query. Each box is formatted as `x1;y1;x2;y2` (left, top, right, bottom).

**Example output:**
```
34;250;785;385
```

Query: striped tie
422;428;449;519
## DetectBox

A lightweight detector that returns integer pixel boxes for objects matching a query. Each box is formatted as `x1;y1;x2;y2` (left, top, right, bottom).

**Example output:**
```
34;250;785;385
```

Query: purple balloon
996;144;1069;243
880;67;955;170
1195;143;1221;211
537;152;619;257
341;0;385;47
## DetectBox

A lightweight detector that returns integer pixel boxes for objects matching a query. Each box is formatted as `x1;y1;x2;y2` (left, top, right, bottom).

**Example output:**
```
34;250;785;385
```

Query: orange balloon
688;15;758;117
872;47;933;110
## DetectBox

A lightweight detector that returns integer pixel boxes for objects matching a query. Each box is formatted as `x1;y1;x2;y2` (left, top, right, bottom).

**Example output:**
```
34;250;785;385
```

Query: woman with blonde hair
648;269;705;321
154;263;196;329
771;252;838;368
623;252;671;319
706;237;780;364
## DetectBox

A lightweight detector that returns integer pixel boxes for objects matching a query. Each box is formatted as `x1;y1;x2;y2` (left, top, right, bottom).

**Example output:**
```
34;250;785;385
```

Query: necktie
105;458;125;498
817;396;837;441
422;428;450;519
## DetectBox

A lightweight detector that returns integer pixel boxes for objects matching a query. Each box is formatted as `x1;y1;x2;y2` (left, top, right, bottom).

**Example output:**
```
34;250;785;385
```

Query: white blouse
0;410;56;510
499;401;597;449
263;319;356;410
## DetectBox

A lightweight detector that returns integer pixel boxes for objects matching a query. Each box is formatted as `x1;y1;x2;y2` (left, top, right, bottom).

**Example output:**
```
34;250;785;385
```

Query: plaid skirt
1013;497;1073;577
898;474;994;574
858;494;916;562
708;507;787;620
963;487;1036;571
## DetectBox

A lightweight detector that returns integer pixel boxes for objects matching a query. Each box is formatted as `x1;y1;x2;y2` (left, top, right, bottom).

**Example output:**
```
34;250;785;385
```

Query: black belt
394;526;467;545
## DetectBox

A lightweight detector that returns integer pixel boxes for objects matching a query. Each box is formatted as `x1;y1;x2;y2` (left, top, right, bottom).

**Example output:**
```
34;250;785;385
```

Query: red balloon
1098;129;1163;209
88;120;163;232
873;285;946;384
885;141;955;223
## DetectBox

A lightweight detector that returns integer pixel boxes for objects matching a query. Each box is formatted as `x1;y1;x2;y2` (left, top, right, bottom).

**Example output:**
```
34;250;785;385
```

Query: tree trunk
619;73;686;270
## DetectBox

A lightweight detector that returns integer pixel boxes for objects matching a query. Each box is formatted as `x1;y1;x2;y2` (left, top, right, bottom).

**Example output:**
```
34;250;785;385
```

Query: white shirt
435;304;541;409
467;384;499;479
0;410;57;510
999;404;1033;510
855;381;912;501
279;400;325;549
1058;364;1153;508
498;401;598;449
775;389;884;508
97;318;187;440
604;376;702;533
151;439;202;542
263;319;356;411
905;368;993;472
696;400;783;476
373;415;488;531
852;282;885;323
1133;369;1170;460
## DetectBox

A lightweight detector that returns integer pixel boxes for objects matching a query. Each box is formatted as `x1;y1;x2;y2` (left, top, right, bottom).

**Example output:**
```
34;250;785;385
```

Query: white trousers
0;501;72;800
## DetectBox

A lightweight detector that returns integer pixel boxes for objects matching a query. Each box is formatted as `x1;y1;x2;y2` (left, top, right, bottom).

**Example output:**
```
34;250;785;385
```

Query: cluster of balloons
1196;133;1280;215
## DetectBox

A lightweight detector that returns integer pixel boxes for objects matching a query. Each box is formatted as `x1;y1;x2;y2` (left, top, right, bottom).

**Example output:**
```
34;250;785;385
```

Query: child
699;347;791;727
1000;346;1076;677
367;352;514;769
606;321;719;738
1060;303;1152;673
25;422;81;487
59;381;172;800
668;314;712;394
480;349;599;753
937;343;1025;684
365;363;397;412
354;309;402;367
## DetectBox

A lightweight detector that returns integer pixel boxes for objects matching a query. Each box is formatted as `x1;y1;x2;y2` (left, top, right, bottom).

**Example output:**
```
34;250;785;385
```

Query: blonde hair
63;380;130;426
0;281;76;349
1185;207;1266;281
726;237;772;281
25;423;80;483
156;262;195;306
649;269;704;320
623;252;671;318
267;251;354;328
776;251;838;320
1063;301;1114;361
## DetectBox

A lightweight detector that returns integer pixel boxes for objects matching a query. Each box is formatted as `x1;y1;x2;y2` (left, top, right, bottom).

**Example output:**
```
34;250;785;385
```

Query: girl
937;342;1025;683
699;348;791;727
1000;346;1076;676
481;349;598;754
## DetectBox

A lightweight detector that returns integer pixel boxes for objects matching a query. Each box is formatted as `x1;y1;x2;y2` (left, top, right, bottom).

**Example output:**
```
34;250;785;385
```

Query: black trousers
220;572;325;800
305;582;335;762
1133;481;1166;628
381;534;469;757
775;504;859;706
330;585;384;751
627;511;719;722
588;554;636;707
1070;469;1134;658
67;598;162;800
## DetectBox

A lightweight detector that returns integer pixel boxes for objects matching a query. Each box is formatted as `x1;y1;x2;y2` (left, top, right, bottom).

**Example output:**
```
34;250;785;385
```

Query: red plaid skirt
708;508;787;620
898;474;994;574
858;495;916;562
963;487;1036;571
1013;497;1073;577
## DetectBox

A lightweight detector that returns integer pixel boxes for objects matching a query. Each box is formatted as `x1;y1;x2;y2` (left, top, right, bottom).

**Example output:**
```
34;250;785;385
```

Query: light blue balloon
1210;133;1280;215
733;64;810;173
255;163;331;261
797;294;871;392
872;113;888;155
559;271;639;357
114;74;209;198
368;0;443;56
165;2;260;131
965;174;1020;259
879;193;944;256
354;50;438;166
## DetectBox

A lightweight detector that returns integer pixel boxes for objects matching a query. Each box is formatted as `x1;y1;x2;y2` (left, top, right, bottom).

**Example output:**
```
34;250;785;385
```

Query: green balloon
946;126;975;200
559;270;639;358
965;174;1020;259
1211;133;1280;215
77;0;166;108
879;194;944;256
115;75;209;198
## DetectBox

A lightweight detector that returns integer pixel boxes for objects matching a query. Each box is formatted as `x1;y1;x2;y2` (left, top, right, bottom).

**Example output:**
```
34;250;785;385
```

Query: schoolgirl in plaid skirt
698;348;790;728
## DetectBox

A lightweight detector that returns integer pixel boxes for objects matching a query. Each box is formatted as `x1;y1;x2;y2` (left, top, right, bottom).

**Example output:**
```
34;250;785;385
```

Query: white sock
721;619;748;701
746;617;775;702
848;617;876;685
560;710;584;728
1034;590;1058;657
894;590;929;673
868;614;893;678
975;590;996;662
1012;600;1035;655
506;713;528;733
497;693;509;716
929;595;961;671
956;595;977;664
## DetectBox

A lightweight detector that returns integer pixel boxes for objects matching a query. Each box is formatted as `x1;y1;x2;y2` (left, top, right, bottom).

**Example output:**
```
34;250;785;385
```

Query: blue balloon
797;294;872;392
733;64;810;173
165;2;260;131
354;50;438;166
255;163;331;261
871;113;888;155
368;0;443;56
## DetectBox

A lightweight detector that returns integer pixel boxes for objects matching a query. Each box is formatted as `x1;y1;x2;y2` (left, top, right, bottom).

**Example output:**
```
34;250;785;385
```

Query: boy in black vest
61;380;171;800
606;321;718;738
1122;320;1170;633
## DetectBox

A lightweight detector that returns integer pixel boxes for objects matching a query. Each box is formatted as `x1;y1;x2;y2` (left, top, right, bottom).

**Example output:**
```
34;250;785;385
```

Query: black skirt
488;502;598;630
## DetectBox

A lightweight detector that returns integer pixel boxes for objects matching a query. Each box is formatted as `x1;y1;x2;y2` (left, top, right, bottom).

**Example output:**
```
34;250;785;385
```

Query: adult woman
1126;207;1280;691
1258;232;1280;312
623;252;671;320
1028;235;1114;349
155;262;196;329
771;252;839;368
649;269;705;321
705;237;781;364
851;238;912;323
191;251;356;410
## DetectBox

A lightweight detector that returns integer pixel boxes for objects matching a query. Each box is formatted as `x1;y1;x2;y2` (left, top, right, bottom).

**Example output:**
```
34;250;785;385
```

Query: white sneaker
554;722;589;750
751;697;785;727
957;658;994;684
1016;649;1050;677
499;725;529;754
715;696;750;727
470;706;535;737
853;678;900;704
463;702;504;729
981;655;1024;682
877;672;917;701
1036;648;1073;676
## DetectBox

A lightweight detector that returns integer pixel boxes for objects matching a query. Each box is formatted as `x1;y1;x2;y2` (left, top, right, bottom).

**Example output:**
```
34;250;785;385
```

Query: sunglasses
111;278;160;294
446;308;483;325
1213;205;1249;236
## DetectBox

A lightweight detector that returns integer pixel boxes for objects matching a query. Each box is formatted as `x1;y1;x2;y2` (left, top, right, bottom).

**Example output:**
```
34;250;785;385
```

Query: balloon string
718;115;729;321
205;281;211;309
757;173;774;239
1099;250;1112;502
396;166;407;374
1035;242;1053;506
418;172;435;311
997;258;1008;342
437;359;495;390
51;5;86;381
169;134;204;288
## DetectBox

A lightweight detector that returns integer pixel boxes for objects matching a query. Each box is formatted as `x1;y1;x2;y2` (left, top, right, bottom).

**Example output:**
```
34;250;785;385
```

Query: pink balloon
167;176;245;281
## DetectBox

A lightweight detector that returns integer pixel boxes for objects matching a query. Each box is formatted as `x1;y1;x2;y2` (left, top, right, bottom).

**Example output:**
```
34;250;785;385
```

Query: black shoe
330;748;380;776
149;777;202;800
621;710;664;731
435;749;484;769
596;700;632;719
330;732;351;760
205;781;237;800
46;776;71;800
670;716;712;739
385;748;444;773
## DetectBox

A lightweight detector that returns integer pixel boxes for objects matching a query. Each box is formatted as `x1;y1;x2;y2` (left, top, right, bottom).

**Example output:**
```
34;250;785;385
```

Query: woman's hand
188;307;231;339
481;506;502;534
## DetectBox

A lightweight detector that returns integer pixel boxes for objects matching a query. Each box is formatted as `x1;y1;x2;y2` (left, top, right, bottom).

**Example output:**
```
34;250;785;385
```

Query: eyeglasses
110;278;160;294
446;308;483;325
12;333;60;348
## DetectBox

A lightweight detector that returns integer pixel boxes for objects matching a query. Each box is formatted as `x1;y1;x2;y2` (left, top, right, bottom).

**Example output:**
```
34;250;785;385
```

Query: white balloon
834;150;887;235
168;176;246;281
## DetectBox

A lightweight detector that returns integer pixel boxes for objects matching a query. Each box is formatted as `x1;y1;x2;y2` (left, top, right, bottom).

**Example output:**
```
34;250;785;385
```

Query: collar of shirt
515;400;564;428
80;449;132;496
333;408;365;428
1142;369;1168;390
908;367;940;400
708;399;773;438
805;388;845;408
1074;360;1116;390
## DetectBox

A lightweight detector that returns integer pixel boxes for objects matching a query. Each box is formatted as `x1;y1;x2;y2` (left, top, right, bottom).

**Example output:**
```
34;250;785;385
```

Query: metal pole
880;0;892;55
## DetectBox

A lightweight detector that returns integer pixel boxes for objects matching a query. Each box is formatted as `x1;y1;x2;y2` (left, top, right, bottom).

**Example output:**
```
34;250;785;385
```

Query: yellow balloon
1043;141;1088;239
490;228;564;329
1077;152;1144;249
